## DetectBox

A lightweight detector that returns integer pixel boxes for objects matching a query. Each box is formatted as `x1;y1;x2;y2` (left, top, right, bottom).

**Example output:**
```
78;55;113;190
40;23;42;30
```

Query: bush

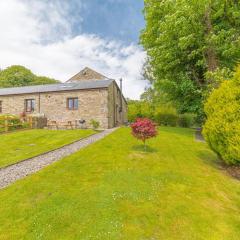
127;100;196;128
90;119;100;130
155;113;178;126
0;114;26;132
203;66;240;165
153;107;177;126
178;113;195;128
154;106;178;126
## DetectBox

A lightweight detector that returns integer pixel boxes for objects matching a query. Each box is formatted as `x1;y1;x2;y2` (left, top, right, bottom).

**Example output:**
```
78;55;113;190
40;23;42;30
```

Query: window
67;98;78;110
0;101;2;113
25;99;35;112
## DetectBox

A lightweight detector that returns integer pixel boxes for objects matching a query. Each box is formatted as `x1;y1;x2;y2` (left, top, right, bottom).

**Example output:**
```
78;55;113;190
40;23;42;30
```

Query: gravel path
195;129;205;142
0;128;117;189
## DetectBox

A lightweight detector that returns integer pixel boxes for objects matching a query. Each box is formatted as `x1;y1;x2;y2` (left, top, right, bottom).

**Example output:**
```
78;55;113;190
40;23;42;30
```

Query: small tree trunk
143;139;146;151
204;5;218;77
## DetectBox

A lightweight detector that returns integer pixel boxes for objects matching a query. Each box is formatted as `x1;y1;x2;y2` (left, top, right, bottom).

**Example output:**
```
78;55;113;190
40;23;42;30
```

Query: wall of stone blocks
0;88;109;129
107;82;128;128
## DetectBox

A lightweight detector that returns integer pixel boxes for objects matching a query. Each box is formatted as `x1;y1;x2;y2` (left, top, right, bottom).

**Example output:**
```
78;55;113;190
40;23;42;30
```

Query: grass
0;129;95;168
0;127;240;239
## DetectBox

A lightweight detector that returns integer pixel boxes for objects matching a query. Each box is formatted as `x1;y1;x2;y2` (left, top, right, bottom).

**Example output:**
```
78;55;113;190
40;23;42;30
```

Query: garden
0;127;240;239
128;0;240;170
0;129;95;168
0;1;240;239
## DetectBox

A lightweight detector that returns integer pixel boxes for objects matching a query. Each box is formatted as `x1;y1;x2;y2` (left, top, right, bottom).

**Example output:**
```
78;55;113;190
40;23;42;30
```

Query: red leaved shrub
131;118;157;149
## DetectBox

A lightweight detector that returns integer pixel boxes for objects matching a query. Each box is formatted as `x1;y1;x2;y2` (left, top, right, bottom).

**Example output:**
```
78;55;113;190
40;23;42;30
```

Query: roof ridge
67;67;109;82
0;79;114;96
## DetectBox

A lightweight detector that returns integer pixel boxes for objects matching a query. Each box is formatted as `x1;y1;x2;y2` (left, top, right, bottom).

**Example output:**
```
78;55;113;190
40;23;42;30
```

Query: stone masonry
67;67;108;82
0;88;110;129
0;68;128;129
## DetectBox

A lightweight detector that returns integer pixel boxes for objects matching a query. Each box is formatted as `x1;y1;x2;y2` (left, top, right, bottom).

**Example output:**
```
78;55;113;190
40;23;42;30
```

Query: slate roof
0;79;114;96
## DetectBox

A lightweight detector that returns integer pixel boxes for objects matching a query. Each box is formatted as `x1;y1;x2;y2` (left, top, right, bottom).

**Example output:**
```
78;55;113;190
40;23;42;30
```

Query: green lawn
0;129;95;168
0;127;240;239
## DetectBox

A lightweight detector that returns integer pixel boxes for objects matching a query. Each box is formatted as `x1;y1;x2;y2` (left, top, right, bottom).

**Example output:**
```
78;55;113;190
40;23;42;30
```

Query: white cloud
0;0;147;99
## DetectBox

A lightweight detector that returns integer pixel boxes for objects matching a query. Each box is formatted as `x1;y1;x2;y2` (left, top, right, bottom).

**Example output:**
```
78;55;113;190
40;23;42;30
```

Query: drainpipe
119;78;123;123
38;93;41;113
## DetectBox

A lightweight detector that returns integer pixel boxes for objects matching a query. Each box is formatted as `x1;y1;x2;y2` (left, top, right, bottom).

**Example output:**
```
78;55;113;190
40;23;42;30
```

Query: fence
0;116;36;133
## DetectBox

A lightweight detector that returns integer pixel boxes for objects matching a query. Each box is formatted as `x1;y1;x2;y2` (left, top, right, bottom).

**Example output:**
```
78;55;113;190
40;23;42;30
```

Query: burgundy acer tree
131;118;157;150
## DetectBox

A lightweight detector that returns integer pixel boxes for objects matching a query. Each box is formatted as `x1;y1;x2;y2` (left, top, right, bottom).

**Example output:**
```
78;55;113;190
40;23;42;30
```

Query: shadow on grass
197;150;240;180
197;150;222;169
132;144;158;153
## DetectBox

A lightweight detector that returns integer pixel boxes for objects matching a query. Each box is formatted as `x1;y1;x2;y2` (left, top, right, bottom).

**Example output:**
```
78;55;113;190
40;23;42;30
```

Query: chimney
120;78;123;93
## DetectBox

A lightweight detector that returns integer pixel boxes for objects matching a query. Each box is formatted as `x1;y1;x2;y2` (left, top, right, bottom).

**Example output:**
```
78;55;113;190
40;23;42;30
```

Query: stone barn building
0;68;128;129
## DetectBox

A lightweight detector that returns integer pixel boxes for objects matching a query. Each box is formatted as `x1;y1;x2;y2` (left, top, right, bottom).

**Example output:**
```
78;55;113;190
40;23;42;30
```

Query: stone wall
107;82;128;128
0;88;109;129
67;67;107;82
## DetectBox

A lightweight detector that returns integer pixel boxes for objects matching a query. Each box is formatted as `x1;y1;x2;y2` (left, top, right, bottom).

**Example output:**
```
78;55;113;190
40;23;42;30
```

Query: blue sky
0;0;147;99
78;0;145;44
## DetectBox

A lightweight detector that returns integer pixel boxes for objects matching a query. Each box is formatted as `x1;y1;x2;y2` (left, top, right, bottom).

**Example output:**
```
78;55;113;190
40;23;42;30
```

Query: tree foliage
203;65;240;165
128;91;175;123
141;0;240;120
131;118;157;149
0;65;59;88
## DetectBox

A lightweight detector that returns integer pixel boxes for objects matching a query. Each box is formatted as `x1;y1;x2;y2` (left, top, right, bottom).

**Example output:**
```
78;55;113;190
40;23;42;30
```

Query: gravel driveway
0;128;117;189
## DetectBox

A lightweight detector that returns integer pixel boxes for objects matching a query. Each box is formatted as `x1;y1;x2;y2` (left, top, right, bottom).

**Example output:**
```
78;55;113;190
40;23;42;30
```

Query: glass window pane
26;100;30;112
32;100;35;111
67;98;78;110
68;99;73;109
25;99;35;112
74;98;78;109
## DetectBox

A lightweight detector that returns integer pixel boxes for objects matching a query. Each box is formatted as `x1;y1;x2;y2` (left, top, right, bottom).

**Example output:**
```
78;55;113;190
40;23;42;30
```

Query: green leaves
141;0;240;123
0;65;59;88
203;66;240;164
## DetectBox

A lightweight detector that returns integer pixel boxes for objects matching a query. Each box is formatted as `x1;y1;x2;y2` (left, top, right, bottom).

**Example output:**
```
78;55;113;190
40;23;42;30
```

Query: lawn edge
0;128;32;135
0;130;100;170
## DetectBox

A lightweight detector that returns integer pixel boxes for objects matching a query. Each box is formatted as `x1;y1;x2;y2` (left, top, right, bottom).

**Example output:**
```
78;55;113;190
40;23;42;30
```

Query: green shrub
155;113;178;126
22;122;30;129
178;113;195;128
203;66;240;165
90;119;100;130
154;107;178;126
128;100;196;128
0;114;26;132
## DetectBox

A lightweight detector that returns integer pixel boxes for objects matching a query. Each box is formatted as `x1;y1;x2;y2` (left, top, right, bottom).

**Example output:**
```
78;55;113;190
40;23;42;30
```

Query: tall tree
141;0;240;120
0;65;59;88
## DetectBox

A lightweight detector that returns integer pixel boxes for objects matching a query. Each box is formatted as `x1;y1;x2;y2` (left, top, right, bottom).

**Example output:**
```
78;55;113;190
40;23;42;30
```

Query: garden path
195;129;205;142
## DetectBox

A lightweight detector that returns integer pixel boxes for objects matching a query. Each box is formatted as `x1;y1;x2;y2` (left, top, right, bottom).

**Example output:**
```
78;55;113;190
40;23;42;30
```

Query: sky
0;0;147;99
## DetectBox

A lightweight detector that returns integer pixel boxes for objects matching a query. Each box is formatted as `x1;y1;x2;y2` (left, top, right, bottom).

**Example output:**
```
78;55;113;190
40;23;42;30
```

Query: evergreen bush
203;67;240;165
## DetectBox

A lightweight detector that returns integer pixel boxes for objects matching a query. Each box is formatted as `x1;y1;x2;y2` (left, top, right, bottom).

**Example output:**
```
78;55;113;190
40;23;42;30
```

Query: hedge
128;103;196;128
